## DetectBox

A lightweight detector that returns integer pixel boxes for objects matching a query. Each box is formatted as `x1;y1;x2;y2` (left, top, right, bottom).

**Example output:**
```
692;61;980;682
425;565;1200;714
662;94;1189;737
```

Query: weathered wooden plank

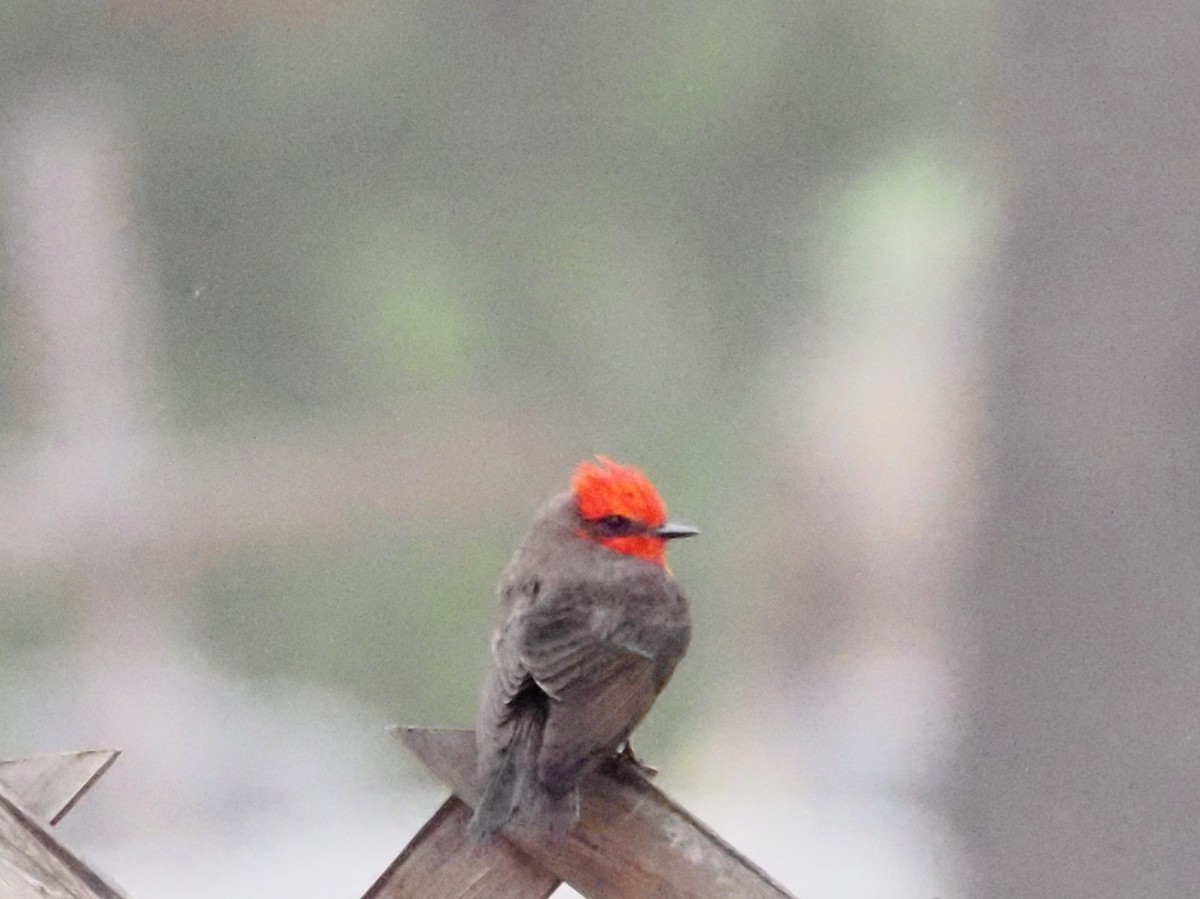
396;727;796;899
0;784;125;899
362;794;560;899
0;751;120;825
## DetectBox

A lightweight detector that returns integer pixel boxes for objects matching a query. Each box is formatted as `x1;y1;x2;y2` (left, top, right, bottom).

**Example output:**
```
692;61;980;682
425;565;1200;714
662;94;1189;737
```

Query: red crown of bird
571;456;679;565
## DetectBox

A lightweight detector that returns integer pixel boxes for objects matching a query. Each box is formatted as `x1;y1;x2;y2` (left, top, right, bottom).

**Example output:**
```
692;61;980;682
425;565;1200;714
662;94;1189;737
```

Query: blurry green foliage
629;1;785;139
334;220;485;390
0;0;989;730
199;516;509;723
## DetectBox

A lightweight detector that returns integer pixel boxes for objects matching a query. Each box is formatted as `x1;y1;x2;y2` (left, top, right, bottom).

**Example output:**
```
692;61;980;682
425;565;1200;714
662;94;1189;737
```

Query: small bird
469;456;698;841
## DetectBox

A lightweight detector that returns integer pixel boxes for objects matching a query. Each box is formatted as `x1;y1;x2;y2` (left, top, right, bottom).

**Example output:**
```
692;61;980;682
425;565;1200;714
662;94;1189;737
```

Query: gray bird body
469;491;691;840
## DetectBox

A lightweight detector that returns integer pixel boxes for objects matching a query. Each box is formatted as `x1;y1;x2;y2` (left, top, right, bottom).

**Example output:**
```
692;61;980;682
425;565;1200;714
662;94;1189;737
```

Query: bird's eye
597;514;631;533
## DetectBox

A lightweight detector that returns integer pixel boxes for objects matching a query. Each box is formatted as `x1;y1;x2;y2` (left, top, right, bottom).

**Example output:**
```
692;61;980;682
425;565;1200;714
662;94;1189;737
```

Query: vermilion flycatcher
469;456;697;840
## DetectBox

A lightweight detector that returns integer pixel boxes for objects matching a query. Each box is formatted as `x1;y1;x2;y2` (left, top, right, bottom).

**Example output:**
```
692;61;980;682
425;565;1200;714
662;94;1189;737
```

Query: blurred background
2;2;1197;897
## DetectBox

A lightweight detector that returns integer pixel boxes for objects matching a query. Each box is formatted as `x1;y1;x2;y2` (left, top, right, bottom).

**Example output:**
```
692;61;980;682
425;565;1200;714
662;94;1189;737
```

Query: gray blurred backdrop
1;2;1197;897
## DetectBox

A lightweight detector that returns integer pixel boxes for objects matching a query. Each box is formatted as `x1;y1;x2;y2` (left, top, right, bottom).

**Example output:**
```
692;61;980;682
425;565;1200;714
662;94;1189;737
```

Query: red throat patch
571;456;670;565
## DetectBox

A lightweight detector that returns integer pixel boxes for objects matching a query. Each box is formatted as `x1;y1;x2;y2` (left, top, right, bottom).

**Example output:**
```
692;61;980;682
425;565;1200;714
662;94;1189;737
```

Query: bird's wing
519;589;647;700
478;585;638;748
537;647;660;792
482;596;543;722
522;563;688;686
514;572;690;792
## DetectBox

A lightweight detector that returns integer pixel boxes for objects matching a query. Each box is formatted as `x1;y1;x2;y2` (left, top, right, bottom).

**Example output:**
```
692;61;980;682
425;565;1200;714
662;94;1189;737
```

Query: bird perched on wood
469;456;697;841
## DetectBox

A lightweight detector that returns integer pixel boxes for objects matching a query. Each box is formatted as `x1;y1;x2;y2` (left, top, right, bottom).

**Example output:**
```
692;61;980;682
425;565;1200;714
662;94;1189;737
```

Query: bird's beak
653;522;700;540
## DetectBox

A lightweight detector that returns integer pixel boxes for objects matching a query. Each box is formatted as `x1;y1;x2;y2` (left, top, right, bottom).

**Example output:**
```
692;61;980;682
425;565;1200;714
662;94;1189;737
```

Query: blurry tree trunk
957;3;1200;897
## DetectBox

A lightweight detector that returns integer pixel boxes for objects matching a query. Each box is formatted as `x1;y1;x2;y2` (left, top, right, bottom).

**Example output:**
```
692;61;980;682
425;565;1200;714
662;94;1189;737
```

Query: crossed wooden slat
0;750;124;898
1;738;796;898
364;728;796;899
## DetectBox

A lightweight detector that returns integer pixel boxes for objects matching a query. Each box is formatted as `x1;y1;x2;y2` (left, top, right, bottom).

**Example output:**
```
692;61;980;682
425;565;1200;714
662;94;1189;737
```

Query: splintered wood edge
390;727;480;804
0;785;126;898
0;750;121;825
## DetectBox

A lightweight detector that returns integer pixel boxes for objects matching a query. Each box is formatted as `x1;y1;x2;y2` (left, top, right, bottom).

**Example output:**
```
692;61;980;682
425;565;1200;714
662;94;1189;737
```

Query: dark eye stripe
593;514;636;536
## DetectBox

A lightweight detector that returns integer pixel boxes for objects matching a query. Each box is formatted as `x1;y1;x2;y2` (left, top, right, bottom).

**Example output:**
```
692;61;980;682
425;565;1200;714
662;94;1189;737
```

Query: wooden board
0;751;120;825
0;752;125;899
389;727;796;899
363;794;560;899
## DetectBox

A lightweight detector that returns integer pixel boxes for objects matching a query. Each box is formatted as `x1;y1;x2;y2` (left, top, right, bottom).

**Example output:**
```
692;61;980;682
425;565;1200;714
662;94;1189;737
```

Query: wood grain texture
362;794;560;899
396;727;796;899
0;784;125;899
0;751;120;825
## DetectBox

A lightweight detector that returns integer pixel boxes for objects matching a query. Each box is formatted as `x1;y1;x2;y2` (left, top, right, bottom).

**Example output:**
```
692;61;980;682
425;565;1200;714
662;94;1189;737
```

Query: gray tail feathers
468;703;579;841
511;779;578;843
